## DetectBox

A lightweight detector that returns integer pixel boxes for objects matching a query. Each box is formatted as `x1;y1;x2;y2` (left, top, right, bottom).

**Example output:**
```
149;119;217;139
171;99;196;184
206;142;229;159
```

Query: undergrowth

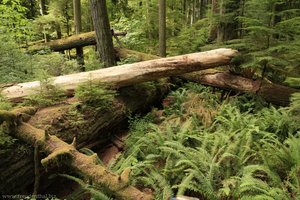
59;83;300;200
23;71;66;107
75;81;117;111
109;83;300;200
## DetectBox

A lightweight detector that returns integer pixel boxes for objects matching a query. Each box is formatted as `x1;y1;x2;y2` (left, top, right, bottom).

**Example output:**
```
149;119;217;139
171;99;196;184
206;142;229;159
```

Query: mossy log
9;122;152;200
28;31;127;52
1;48;238;102
0;82;169;195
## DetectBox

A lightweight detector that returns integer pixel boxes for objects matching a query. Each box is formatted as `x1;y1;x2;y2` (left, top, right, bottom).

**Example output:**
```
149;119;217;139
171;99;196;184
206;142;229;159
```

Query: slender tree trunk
159;0;166;57
39;0;50;42
217;0;224;43
192;0;196;24
146;0;151;39
90;0;116;67
209;0;218;41
65;2;71;36
73;0;85;71
39;0;47;15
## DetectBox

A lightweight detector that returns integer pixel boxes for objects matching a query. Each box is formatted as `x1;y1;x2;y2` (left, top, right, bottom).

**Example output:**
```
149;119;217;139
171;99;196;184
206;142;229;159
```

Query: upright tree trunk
73;0;85;71
90;0;116;67
39;0;50;42
219;0;241;42
192;0;196;24
199;0;206;19
209;0;218;41
217;0;224;43
159;0;166;57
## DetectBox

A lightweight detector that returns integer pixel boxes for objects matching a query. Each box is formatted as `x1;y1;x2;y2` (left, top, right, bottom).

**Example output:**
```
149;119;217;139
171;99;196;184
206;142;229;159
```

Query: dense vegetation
111;83;300;199
56;83;300;199
0;0;300;84
0;0;300;199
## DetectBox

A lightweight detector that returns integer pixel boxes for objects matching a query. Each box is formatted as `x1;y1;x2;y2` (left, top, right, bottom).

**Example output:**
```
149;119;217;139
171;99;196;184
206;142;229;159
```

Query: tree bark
28;31;127;52
39;0;47;15
0;81;170;195
180;71;300;106
90;0;116;67
73;0;85;71
6;121;152;200
209;0;218;41
1;48;238;102
159;0;167;57
39;0;50;43
111;48;300;106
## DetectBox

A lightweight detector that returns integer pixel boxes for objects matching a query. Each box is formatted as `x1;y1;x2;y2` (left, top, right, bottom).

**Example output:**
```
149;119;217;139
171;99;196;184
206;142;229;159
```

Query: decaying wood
1;48;238;102
115;48;300;106
180;71;300;106
8;121;151;200
0;81;170;195
28;31;127;52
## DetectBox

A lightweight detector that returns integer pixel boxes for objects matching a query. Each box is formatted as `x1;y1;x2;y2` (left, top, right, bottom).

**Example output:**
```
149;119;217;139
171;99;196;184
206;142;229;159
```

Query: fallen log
115;49;300;106
1;48;238;102
28;31;127;52
0;80;171;194
180;71;300;106
7;120;151;200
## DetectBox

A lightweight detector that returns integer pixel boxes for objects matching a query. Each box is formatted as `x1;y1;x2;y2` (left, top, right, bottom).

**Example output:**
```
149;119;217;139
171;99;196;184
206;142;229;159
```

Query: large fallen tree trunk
1;48;238;102
6;118;151;200
28;31;126;52
0;81;170;194
180;71;300;106
114;49;300;106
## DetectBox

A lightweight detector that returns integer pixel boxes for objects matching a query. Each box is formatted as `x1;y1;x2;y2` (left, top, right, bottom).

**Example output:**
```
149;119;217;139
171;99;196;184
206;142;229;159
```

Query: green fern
53;174;113;200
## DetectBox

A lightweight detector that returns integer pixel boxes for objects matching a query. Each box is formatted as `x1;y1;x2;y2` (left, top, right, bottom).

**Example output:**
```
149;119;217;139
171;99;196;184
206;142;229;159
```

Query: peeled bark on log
0;81;170;195
28;31;127;52
1;48;238;102
181;71;300;106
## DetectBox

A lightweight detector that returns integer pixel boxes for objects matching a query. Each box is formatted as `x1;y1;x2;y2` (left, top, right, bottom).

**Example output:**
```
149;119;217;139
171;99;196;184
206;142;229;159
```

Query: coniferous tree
159;0;166;57
73;0;85;71
90;0;116;67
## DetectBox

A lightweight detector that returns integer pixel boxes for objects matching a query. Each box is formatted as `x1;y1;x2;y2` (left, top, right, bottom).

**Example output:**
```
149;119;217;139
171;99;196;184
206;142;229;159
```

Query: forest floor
42;81;299;199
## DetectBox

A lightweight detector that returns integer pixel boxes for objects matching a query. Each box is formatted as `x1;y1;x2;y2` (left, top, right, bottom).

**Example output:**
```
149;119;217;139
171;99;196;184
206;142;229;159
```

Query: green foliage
54;174;113;200
84;47;104;71
110;83;300;199
0;34;80;84
32;14;62;39
23;71;66;107
231;0;300;81
0;95;12;111
0;0;32;42
31;53;79;76
168;19;209;55
0;35;33;83
48;0;73;35
0;126;17;154
75;81;116;110
289;93;300;117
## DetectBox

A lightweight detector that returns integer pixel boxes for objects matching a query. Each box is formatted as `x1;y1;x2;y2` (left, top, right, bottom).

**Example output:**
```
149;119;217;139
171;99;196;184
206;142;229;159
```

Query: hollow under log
0;81;170;195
